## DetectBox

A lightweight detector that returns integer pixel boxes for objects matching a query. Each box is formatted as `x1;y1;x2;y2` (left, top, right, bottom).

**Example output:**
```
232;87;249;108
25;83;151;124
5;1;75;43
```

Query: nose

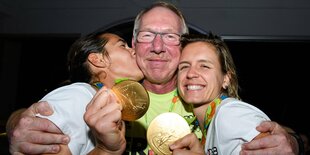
187;67;199;79
152;34;164;53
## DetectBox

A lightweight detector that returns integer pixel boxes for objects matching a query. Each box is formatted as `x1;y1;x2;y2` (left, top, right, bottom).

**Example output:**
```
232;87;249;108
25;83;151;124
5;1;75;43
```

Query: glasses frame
136;31;181;46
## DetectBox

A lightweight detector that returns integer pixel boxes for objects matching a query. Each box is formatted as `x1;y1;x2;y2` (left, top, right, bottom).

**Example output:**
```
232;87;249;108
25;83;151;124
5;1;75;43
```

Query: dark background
1;21;310;154
1;0;310;154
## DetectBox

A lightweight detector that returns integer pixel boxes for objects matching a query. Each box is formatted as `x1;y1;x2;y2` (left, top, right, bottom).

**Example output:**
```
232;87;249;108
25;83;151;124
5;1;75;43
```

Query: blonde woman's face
178;42;227;105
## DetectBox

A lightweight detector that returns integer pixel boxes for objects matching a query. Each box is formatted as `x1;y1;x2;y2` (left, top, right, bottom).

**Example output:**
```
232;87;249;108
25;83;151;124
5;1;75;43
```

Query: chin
135;77;144;82
129;75;144;81
184;98;204;105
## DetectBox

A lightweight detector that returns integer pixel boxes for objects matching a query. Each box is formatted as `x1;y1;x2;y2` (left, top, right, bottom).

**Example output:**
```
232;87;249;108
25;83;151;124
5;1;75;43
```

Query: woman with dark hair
35;32;143;154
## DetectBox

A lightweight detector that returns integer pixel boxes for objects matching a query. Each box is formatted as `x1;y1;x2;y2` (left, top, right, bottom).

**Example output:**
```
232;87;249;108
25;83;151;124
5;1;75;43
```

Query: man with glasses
123;3;198;154
125;2;300;154
7;1;300;155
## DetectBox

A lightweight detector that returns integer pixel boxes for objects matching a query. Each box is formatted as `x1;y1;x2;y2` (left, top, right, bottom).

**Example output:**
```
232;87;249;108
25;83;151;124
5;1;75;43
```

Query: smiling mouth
147;57;167;62
187;85;204;90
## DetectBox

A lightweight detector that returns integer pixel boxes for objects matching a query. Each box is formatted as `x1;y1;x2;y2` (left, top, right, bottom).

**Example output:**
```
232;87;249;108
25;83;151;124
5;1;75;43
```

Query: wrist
91;145;124;155
289;132;305;155
88;147;122;155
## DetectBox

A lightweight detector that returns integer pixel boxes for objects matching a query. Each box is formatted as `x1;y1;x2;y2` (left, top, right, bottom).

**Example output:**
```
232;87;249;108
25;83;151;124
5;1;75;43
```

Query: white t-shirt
37;82;96;155
205;98;270;155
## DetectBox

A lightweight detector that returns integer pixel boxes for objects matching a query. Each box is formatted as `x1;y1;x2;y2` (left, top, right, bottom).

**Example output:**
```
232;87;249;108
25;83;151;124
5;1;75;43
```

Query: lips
147;58;168;68
186;84;204;90
147;57;168;62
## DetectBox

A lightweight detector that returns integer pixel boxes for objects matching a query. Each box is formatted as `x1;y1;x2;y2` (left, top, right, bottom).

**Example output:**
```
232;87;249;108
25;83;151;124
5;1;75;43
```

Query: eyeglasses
136;31;181;46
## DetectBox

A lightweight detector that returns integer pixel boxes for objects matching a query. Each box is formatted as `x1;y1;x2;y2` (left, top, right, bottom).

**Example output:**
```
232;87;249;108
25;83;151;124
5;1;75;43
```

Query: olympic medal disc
147;112;191;155
112;80;149;121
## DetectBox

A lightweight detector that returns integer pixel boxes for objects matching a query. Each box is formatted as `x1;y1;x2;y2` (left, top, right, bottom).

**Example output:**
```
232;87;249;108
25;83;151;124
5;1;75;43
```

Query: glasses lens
137;31;154;43
162;33;180;45
137;31;180;45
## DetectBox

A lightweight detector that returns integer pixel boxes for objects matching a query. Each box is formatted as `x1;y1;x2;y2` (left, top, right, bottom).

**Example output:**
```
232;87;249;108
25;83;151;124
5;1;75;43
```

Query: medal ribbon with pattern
201;94;227;145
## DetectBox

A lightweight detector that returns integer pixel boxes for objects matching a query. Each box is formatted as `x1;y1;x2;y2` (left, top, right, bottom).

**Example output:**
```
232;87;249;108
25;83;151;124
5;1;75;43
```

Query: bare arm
6;101;70;154
240;121;298;155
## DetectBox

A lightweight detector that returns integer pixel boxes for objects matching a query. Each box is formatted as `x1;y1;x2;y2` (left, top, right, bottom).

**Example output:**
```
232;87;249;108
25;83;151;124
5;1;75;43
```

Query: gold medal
147;112;191;155
112;80;149;121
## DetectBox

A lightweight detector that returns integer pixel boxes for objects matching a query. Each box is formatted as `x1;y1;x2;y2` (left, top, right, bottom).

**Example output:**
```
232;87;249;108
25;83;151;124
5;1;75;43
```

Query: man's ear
131;36;135;48
88;53;107;68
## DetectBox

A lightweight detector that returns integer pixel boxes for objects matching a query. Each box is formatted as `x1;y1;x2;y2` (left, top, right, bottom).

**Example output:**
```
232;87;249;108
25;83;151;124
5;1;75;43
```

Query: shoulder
217;98;267;117
211;98;270;143
41;83;95;99
214;98;270;128
40;82;96;108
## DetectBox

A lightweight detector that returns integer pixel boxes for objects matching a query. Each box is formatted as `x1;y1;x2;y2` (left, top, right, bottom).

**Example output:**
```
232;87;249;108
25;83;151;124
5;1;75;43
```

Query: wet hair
180;33;240;99
132;1;188;42
67;32;109;83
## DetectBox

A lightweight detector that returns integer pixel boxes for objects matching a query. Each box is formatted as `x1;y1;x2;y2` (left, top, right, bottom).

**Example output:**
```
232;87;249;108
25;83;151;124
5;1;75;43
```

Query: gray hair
133;1;188;43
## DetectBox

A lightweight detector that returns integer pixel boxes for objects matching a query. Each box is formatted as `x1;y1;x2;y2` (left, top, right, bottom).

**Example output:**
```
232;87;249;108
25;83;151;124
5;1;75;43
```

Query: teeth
187;85;203;90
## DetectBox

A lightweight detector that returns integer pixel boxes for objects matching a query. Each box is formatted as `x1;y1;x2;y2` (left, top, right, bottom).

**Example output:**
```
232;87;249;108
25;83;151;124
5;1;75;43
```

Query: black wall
1;30;309;155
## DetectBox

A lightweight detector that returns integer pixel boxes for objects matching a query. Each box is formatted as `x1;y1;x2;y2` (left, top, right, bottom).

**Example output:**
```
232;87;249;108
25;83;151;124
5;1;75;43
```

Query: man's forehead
139;13;181;32
140;7;181;29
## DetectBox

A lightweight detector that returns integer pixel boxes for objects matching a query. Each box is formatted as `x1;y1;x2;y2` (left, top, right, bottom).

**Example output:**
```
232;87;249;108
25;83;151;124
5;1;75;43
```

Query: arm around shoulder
6;101;68;154
241;121;301;155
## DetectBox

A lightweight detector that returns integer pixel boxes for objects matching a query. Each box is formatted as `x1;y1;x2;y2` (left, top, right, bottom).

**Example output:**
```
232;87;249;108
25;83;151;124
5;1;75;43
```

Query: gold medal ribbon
201;94;227;145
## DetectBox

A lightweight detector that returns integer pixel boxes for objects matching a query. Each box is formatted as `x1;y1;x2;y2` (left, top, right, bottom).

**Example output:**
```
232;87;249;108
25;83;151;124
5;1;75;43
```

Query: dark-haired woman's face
104;33;144;81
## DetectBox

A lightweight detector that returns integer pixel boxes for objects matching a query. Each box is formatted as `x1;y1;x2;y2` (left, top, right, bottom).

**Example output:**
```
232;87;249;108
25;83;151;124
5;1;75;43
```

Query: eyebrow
117;38;126;44
179;59;211;65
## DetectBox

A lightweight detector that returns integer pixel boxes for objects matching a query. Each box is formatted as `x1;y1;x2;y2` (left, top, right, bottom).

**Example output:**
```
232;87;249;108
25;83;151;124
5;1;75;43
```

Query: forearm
284;126;304;155
289;132;305;155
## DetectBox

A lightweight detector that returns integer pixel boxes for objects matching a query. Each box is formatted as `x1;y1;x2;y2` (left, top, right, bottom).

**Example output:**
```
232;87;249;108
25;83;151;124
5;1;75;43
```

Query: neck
193;103;210;131
197;94;228;136
90;76;114;89
142;76;177;94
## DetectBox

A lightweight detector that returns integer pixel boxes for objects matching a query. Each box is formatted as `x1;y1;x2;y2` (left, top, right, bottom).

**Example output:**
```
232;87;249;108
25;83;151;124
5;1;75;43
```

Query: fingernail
40;102;53;115
51;145;60;153
62;136;70;144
